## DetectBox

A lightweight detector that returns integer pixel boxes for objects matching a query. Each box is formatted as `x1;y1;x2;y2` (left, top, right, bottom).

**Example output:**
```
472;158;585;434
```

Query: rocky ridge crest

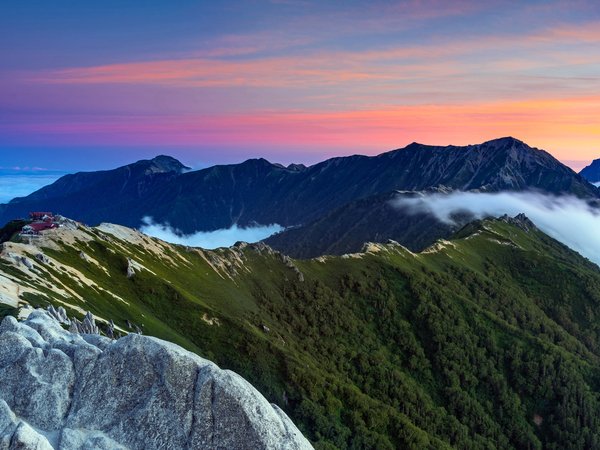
0;310;312;450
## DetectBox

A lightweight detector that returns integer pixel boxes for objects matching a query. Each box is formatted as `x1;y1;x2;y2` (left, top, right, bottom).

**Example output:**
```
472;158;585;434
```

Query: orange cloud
3;96;599;163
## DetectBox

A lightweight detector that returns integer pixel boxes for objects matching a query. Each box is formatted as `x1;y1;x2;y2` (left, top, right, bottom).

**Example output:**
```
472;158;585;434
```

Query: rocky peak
287;163;307;172
500;213;537;232
146;155;191;174
0;310;313;450
476;137;536;164
240;157;275;169
482;136;525;148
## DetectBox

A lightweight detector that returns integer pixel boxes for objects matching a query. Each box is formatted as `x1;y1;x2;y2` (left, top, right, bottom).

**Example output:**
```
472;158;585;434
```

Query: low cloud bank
140;217;283;249
0;171;65;203
393;191;600;265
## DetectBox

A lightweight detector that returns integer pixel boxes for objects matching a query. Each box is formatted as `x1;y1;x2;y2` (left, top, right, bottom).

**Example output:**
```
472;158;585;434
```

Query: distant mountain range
1;137;597;257
580;159;600;184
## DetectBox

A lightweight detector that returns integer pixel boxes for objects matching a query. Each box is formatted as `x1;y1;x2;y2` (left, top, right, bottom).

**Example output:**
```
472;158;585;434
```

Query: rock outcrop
500;213;537;232
0;310;313;450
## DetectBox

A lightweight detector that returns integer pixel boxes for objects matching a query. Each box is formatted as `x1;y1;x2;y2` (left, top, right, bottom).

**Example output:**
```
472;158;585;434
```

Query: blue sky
1;0;600;172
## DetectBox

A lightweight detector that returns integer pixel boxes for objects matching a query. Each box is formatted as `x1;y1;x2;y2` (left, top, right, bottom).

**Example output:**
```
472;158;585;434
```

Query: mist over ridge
139;216;283;249
394;191;600;265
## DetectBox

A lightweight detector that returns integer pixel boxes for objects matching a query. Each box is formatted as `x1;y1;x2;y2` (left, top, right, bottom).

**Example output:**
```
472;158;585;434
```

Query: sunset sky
1;0;599;171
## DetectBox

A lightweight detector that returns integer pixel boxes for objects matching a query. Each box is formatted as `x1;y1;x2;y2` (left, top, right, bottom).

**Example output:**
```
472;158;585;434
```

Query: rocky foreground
0;310;313;450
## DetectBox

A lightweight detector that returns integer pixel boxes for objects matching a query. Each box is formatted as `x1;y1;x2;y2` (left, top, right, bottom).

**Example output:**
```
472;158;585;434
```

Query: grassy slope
3;219;600;449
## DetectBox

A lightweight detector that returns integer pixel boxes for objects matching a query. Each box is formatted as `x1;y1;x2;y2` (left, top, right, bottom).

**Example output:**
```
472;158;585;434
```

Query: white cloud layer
140;217;283;249
0;171;65;203
393;191;600;265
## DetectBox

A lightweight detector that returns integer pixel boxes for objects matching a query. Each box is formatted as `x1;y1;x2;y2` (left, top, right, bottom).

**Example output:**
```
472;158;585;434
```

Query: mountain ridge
7;155;189;205
2;215;600;448
1;138;595;235
580;158;600;184
264;189;465;258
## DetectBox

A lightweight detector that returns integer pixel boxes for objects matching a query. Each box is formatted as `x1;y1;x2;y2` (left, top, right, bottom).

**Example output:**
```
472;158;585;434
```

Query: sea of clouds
0;170;65;203
393;191;600;265
140;217;283;249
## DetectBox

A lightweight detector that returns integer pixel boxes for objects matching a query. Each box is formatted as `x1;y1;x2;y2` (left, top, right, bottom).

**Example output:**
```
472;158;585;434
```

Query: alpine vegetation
5;216;600;448
393;191;600;265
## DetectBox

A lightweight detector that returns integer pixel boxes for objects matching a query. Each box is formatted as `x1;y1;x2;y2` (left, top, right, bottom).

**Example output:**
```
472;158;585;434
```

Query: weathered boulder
0;310;313;450
125;258;136;278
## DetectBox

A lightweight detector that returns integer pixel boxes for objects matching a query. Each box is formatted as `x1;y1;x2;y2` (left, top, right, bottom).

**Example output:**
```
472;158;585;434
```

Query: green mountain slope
2;217;600;449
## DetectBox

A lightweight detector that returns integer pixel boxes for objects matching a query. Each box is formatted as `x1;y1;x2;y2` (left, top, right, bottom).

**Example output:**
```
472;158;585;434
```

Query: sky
1;0;600;172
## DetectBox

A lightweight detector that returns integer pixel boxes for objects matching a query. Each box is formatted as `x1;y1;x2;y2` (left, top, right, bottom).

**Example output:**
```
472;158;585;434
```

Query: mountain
580;158;600;184
0;310;312;450
1;138;596;234
2;217;600;448
264;190;472;258
0;155;189;225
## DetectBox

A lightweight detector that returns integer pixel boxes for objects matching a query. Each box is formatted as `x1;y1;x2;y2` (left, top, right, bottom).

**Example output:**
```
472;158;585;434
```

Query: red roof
29;222;57;232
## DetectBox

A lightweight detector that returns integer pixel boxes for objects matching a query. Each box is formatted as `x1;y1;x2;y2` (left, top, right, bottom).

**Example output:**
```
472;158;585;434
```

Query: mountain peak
399;137;528;154
405;141;426;149
482;136;526;147
148;155;190;173
287;163;307;171
499;212;537;232
239;157;276;168
580;158;600;183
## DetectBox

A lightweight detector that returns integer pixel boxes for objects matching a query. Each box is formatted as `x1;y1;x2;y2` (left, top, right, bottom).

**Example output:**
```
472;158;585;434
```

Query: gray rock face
125;259;136;278
0;311;313;450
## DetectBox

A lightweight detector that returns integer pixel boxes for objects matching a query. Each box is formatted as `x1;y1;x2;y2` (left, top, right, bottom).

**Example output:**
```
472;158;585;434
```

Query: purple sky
1;0;600;171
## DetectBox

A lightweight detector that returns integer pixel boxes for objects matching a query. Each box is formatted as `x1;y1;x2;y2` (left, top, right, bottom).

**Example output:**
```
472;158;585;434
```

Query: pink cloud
3;96;599;161
25;20;600;95
4;9;599;167
30;53;455;89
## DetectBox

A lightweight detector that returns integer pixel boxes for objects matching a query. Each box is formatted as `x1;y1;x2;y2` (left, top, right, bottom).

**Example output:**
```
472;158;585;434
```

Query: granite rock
0;310;312;450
